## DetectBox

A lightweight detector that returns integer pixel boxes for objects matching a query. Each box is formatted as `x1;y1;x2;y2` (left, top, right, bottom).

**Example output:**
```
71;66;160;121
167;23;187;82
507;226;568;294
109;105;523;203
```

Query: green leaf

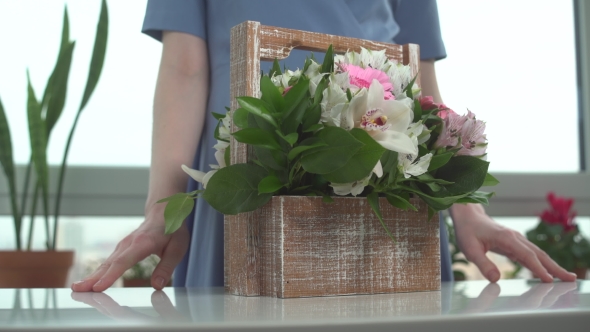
455;191;495;205
288;141;328;161
482;173;500;187
224;145;231;167
258;175;285;194
300;126;364;174
237;96;278;128
260;75;285;112
269;59;282;78
232;128;282;151
428;151;454;171
385;193;417;211
312;77;328;106
302;104;321;132
402;185;469;211
254;146;287;170
321;45;334;74
26;73;49;210
212;112;226;120
203;164;272;215
0;96;22;249
79;0;108;111
416;173;454;185
380;150;398;175
403;73;418;99
434;156;490;195
282;78;310;133
163;193;195;235
412;99;422;121
303;123;323;133
323;128;386;183
276;131;298;146
367;192;396;242
44;41;75;135
233;107;249;129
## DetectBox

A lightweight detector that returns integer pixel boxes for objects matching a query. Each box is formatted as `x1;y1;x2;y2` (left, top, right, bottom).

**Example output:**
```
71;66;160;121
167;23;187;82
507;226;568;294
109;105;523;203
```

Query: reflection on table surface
1;280;589;329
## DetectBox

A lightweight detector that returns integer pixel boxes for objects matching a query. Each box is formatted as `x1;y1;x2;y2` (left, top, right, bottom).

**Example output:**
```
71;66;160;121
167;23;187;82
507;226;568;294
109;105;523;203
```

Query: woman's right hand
71;203;190;292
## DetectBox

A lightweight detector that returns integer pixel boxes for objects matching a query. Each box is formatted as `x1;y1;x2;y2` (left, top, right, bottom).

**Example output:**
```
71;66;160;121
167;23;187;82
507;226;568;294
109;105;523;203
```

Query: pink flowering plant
526;192;590;271
161;46;499;239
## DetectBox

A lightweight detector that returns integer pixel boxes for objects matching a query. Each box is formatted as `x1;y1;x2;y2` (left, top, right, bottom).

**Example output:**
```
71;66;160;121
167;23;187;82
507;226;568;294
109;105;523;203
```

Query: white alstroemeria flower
335;48;389;71
304;60;323;95
398;152;433;178
330;173;371;197
182;164;216;189
320;77;349;127
406;121;431;145
358;47;389;71
386;63;413;99
342;79;417;155
271;69;302;89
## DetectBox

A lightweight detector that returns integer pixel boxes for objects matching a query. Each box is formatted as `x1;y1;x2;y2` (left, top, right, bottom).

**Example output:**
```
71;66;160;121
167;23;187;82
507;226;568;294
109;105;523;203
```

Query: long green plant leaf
53;0;109;249
27;72;51;249
0;96;22;249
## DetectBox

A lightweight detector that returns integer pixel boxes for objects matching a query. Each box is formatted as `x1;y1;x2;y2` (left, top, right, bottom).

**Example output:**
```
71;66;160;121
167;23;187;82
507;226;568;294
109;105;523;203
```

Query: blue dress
142;0;452;287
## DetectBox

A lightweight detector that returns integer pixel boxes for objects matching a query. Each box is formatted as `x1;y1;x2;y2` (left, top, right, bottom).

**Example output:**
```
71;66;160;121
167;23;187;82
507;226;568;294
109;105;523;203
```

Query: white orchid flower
398;152;433;179
342;79;417;155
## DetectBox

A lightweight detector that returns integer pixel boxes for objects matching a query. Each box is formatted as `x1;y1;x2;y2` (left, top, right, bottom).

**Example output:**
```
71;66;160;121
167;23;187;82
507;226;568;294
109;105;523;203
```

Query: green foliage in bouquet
525;192;590;271
161;46;499;239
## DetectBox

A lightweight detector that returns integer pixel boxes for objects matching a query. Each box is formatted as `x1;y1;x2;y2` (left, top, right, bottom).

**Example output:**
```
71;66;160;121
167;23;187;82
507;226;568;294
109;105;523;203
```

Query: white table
1;280;589;331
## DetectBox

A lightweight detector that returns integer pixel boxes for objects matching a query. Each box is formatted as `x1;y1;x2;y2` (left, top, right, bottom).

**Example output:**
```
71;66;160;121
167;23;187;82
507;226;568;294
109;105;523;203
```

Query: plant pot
572;267;587;279
225;196;441;298
0;250;74;288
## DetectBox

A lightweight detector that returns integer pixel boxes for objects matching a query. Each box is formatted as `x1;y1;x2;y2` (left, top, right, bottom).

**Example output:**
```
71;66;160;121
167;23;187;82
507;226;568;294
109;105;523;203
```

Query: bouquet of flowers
526;192;590;272
160;46;498;239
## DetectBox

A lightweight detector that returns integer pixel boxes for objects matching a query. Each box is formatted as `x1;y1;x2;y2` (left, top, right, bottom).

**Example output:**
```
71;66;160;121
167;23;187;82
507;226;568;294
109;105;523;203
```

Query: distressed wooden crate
225;21;439;298
226;196;440;298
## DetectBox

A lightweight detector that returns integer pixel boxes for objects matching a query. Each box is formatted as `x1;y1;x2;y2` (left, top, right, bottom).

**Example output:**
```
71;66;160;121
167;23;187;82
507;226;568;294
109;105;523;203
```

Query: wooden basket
225;21;439;298
229;196;440;298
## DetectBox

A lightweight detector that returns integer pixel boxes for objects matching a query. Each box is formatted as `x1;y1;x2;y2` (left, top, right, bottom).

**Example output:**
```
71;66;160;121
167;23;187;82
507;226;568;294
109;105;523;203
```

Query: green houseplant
0;0;108;288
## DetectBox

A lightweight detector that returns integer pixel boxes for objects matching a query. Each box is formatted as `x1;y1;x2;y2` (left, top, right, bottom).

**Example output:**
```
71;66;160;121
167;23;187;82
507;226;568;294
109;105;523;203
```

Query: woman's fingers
151;228;189;290
521;237;577;282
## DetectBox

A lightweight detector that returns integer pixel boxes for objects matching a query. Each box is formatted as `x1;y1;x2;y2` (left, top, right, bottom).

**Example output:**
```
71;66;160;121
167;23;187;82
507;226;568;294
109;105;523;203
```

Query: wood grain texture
256;196;440;298
227;21;433;297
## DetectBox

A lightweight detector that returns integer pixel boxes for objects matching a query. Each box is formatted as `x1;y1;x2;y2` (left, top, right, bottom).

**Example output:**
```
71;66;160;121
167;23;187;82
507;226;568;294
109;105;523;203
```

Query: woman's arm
72;31;210;292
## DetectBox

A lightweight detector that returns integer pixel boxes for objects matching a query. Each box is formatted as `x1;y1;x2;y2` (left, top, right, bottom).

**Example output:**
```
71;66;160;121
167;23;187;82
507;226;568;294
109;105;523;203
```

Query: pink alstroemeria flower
340;63;395;100
434;108;465;149
456;111;487;156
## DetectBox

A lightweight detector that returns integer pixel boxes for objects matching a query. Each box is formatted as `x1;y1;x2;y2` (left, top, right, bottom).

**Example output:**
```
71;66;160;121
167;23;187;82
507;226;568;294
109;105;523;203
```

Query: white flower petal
214;149;226;168
182;164;206;183
372;130;418;155
373;160;383;178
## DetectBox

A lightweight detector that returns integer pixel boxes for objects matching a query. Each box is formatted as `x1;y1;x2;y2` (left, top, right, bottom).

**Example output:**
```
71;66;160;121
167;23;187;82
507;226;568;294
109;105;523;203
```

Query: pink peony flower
340;64;394;100
540;192;577;232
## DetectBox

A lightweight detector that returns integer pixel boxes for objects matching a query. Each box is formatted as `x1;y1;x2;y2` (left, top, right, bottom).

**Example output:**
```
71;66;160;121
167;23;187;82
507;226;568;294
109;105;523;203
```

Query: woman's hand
71;204;190;292
451;203;577;283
